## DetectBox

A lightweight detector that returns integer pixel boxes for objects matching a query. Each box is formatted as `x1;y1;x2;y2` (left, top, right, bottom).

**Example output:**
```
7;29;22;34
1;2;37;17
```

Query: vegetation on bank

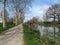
23;24;42;45
23;21;60;45
0;23;15;33
38;22;60;27
23;24;59;45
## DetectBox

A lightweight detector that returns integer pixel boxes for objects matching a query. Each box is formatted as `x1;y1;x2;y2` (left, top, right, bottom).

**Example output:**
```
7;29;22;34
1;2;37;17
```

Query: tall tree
2;0;7;27
19;9;25;23
11;0;33;25
46;4;60;22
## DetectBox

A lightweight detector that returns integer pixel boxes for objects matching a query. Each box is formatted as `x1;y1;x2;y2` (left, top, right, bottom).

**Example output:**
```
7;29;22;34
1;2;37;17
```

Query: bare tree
26;17;39;30
43;14;49;22
2;0;7;27
0;0;33;27
19;10;25;23
10;0;33;25
46;4;60;22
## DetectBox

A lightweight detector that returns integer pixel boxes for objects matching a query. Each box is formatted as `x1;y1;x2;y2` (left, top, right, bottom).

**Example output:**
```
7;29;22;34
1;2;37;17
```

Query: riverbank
23;24;42;45
39;22;60;28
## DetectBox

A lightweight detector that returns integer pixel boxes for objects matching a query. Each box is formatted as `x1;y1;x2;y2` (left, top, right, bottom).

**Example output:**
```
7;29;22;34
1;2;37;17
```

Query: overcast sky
24;0;60;22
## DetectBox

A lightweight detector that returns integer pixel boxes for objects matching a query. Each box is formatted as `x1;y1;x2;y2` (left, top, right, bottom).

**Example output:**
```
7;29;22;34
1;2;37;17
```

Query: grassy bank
23;24;42;45
0;23;15;33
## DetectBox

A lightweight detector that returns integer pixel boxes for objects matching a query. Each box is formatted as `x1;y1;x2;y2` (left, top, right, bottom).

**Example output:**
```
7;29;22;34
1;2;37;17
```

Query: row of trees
24;17;39;30
0;0;33;28
45;4;60;22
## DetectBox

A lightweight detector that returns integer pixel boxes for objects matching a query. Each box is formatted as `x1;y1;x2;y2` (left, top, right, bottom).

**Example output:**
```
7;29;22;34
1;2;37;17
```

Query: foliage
45;4;60;22
0;23;15;33
24;17;39;30
40;36;59;45
23;24;42;45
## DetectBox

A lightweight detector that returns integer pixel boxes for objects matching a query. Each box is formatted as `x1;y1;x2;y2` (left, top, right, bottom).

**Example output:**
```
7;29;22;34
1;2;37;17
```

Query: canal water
38;26;60;45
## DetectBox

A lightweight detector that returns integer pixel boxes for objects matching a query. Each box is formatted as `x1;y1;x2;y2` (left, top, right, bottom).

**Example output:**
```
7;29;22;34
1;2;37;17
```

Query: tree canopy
45;4;60;22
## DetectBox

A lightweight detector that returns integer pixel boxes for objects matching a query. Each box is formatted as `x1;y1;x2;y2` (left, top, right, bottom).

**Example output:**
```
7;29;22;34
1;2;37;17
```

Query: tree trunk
46;28;49;36
15;14;18;25
58;15;59;22
42;41;46;45
2;2;6;28
15;8;18;25
53;16;55;22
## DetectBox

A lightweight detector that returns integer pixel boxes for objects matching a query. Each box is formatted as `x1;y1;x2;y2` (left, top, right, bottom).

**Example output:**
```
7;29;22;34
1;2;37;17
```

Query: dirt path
0;24;24;45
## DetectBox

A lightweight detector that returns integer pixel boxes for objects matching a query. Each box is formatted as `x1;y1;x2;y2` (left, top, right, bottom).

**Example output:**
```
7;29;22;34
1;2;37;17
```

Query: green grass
23;24;42;45
23;23;60;45
0;23;15;33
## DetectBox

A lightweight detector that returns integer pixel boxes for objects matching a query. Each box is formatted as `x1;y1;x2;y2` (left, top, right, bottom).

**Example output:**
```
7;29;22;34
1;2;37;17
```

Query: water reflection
38;26;60;44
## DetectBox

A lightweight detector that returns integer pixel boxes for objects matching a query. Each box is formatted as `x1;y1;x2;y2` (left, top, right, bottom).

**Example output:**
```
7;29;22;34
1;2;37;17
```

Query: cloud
24;5;50;22
53;0;60;4
53;0;58;4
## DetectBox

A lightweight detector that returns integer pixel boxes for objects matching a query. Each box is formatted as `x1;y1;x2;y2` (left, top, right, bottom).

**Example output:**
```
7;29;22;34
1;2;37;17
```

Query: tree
11;0;33;25
46;4;60;22
43;14;49;22
26;17;39;30
0;0;33;27
0;9;9;23
19;9;25;23
2;0;7;27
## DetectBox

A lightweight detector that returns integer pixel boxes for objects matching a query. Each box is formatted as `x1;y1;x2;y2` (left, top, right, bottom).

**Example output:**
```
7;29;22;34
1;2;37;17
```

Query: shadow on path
0;24;24;45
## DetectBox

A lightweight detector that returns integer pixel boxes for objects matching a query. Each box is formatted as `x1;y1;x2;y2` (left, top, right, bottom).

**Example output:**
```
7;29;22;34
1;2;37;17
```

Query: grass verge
23;24;42;45
0;23;15;33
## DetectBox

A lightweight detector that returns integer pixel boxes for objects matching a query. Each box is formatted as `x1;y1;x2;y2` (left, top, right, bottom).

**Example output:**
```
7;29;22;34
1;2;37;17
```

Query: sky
24;0;60;22
0;0;60;22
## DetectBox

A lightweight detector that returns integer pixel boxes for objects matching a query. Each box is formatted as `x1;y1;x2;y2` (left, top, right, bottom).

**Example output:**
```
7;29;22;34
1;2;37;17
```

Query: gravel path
0;24;24;45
